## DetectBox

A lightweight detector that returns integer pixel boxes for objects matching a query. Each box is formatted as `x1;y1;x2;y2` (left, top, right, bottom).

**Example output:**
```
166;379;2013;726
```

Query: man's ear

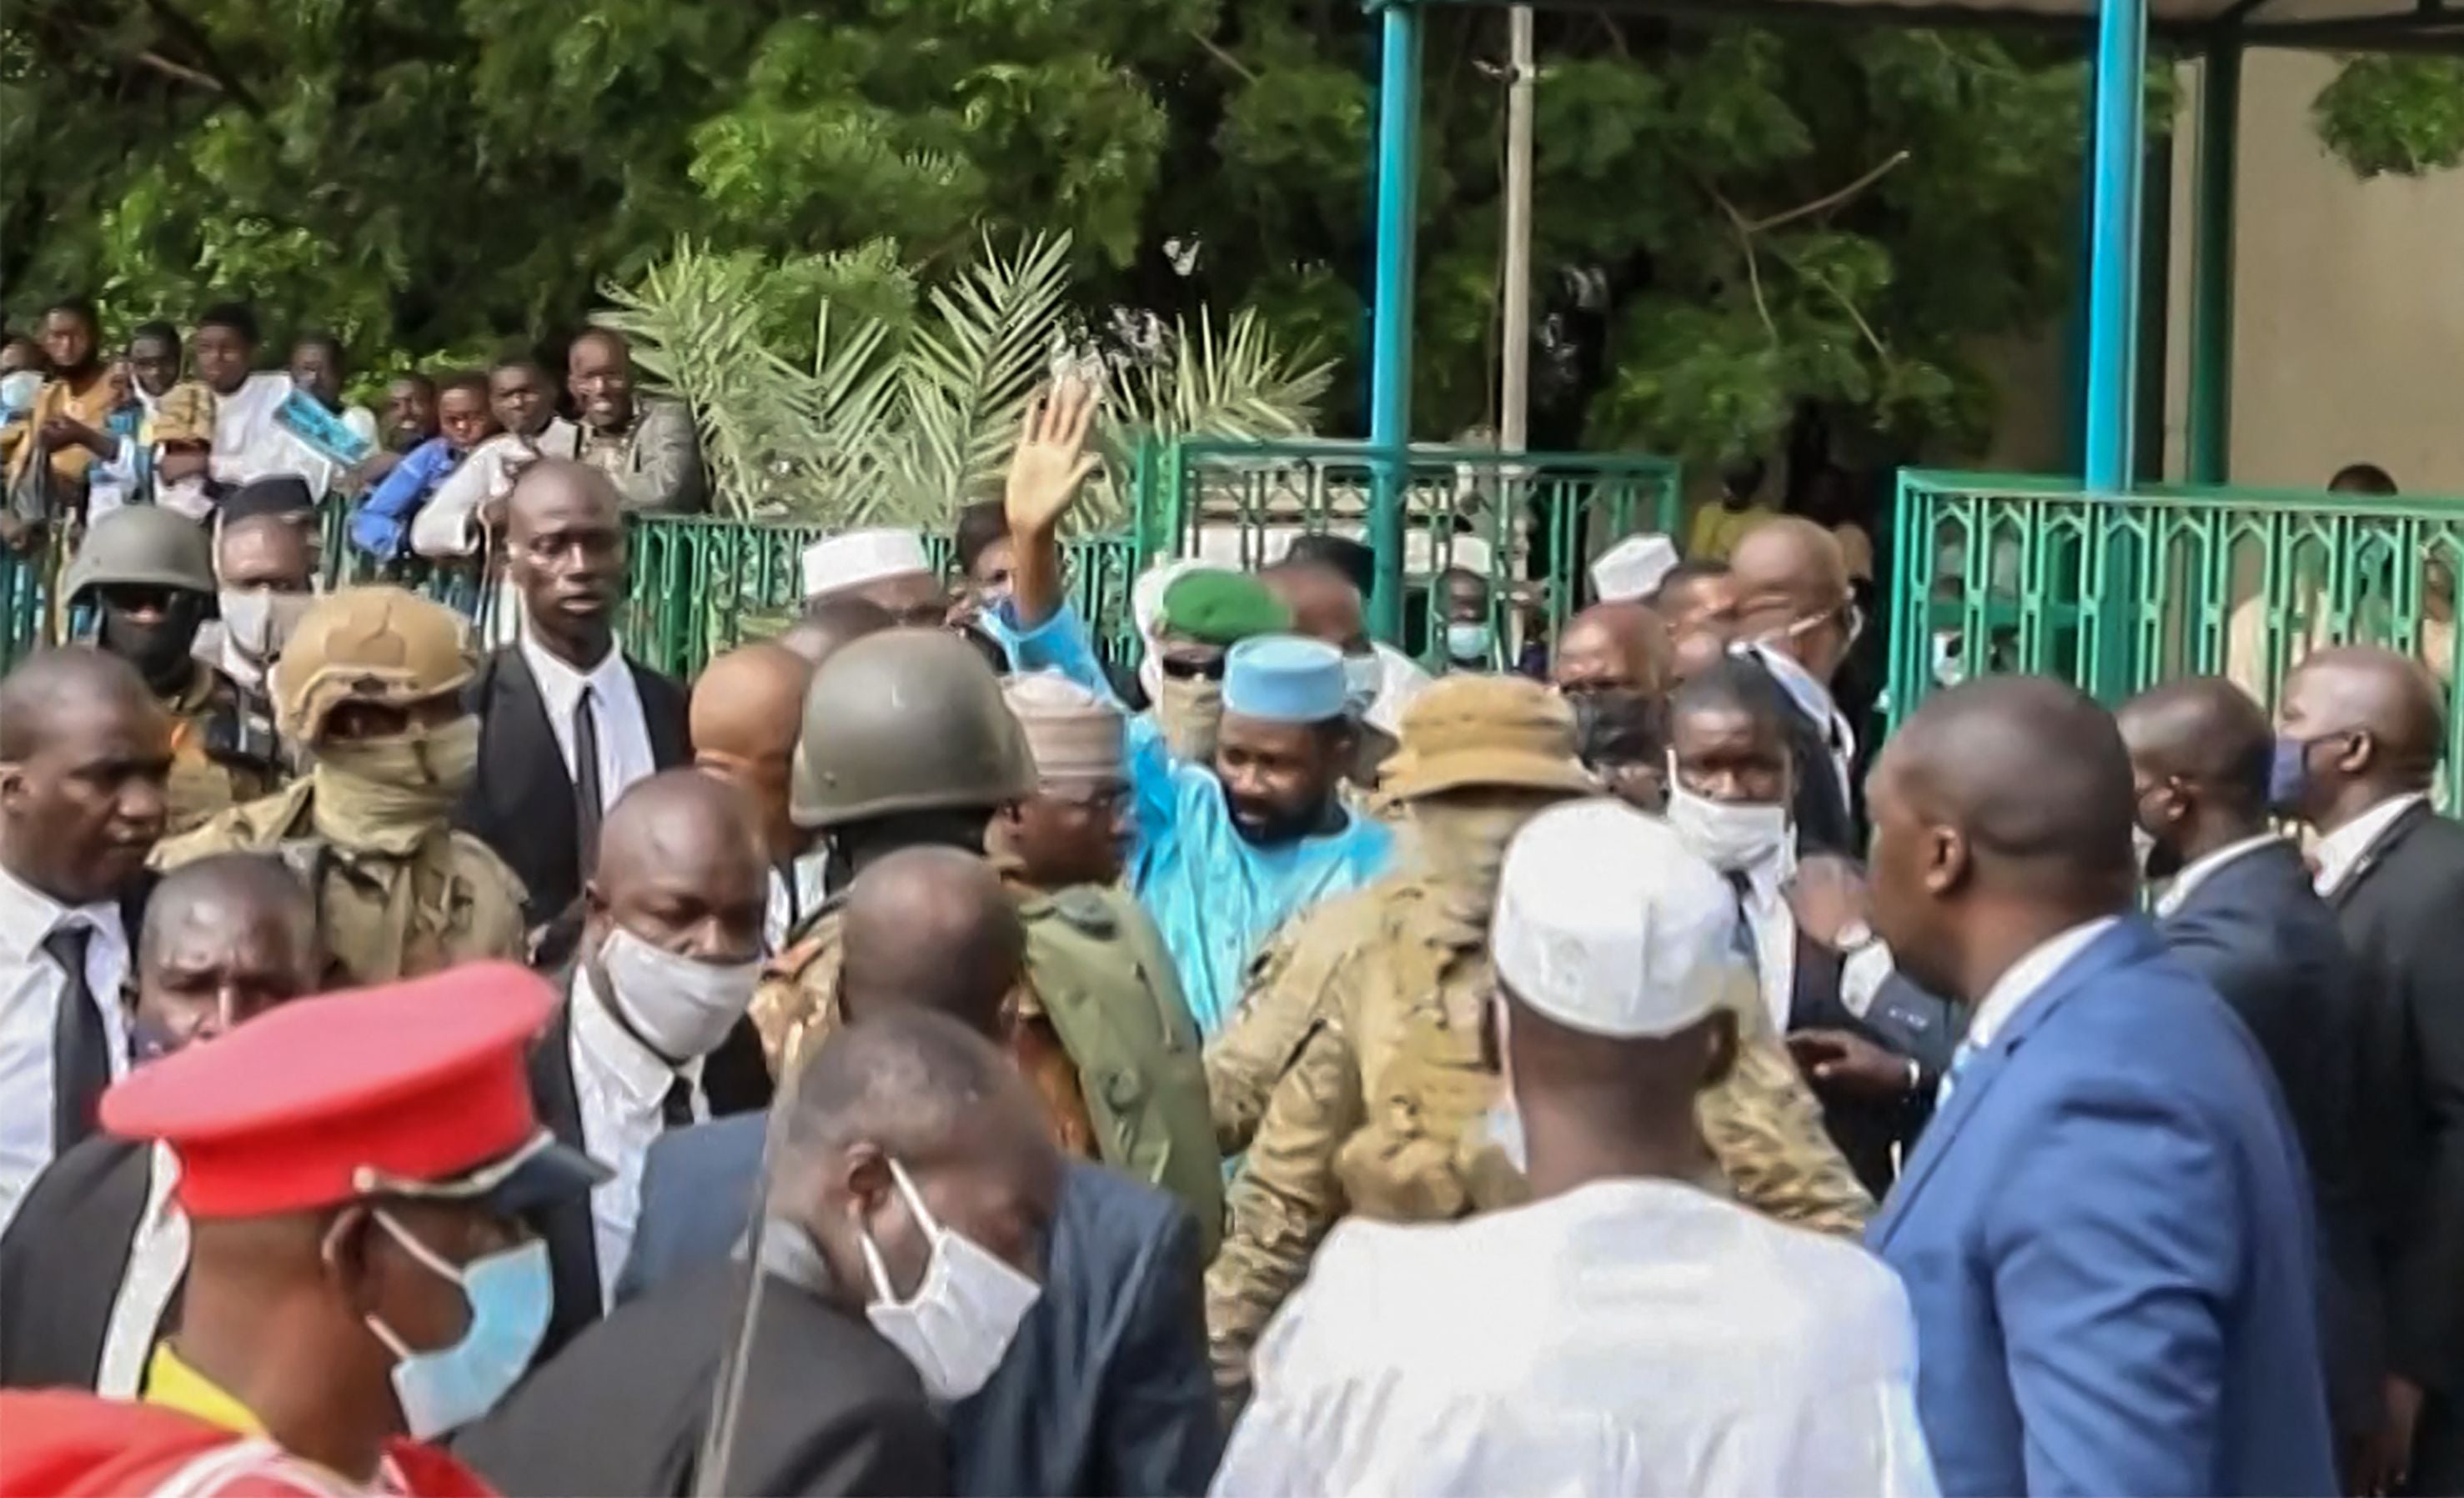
1922;824;1971;899
319;1204;384;1317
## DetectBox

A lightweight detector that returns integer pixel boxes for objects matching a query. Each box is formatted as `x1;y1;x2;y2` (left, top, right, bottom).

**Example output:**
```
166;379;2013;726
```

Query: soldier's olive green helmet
275;585;476;744
790;627;1036;829
63;504;215;607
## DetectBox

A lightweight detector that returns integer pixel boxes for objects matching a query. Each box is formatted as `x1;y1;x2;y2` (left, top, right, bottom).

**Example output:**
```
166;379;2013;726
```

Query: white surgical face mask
1664;764;1791;874
1444;621;1493;664
1341;652;1382;719
599;924;761;1062
857;1157;1041;1403
359;1210;551;1440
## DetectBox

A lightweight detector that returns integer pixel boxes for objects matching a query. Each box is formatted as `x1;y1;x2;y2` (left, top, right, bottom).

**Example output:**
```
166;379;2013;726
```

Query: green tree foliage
0;1;2429;472
2313;57;2464;179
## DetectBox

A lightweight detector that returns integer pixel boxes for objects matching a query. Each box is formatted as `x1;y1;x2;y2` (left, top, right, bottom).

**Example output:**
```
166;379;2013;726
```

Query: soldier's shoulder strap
148;780;315;869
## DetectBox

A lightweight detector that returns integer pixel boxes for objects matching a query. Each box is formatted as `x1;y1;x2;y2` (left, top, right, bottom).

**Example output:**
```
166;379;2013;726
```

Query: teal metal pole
1366;0;1422;644
2083;0;2150;493
2185;38;2241;485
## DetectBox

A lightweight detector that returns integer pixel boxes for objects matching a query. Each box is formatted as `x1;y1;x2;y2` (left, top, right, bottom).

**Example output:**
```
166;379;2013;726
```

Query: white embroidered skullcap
1589;534;1680;605
1491;799;1742;1039
801;528;932;602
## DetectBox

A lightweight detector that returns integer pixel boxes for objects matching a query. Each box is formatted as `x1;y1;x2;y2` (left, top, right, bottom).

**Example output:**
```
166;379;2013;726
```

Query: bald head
138;854;322;1054
214;512;316;593
0;649;171;904
1553;603;1671;698
1265;562;1369;655
1867;676;2136;1004
1729;518;1854;679
780;595;896;668
839;847;1025;1037
692;643;814;860
2278;645;2446;827
1881;675;2136;888
2116;677;2273;820
506;459;625;663
589;769;768;964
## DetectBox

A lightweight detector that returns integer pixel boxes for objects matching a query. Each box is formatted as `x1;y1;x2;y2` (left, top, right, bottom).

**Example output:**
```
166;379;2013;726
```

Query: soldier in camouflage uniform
63;506;280;833
752;629;1226;1249
1204;674;1873;1405
152;585;526;984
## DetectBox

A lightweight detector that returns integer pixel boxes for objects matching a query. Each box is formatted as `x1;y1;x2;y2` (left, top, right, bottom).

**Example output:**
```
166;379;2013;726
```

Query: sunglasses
1159;655;1227;682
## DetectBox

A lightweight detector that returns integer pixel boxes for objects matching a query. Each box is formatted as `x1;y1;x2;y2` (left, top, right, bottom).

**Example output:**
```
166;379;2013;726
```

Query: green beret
1158;571;1292;645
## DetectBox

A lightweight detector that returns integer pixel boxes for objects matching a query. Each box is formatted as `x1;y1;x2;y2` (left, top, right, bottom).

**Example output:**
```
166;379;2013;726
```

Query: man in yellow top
1684;457;1779;564
0;961;606;1498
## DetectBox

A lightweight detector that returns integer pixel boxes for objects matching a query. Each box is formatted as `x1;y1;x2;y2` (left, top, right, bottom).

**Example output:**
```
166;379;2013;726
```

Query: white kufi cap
1590;534;1679;605
801;528;932;602
1491;799;1743;1038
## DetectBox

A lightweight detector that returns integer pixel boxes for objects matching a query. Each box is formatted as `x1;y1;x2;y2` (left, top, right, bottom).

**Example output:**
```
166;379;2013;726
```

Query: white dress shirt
568;969;705;1307
1214;1177;1938;1497
1723;849;1896;1030
1960;916;2122;1060
766;849;832;955
97;1143;188;1397
518;629;659;821
1749;642;1856;807
0;864;133;1235
2152;831;2286;919
2312;791;2428;898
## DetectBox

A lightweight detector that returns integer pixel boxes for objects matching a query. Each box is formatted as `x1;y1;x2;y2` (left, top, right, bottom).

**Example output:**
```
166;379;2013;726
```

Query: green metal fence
3;508;1140;682
1132;437;1684;663
1889;468;2464;803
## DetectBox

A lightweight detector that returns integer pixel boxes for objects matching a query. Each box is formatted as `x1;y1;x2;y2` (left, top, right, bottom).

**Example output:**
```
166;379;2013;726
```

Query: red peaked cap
99;961;594;1219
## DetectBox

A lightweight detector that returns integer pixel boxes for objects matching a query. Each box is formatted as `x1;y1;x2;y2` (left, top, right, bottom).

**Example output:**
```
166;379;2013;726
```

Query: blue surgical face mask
361;1210;552;1439
2267;732;2349;817
1444;622;1493;665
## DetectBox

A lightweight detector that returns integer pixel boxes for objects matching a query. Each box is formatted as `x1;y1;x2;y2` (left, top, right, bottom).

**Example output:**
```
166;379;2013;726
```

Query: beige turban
1002;670;1125;784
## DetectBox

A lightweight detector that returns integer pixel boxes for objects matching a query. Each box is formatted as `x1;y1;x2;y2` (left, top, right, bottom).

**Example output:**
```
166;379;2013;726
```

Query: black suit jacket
525;983;772;1364
455;1259;948;1498
2160;837;2381;1433
0;1137;156;1391
621;1117;1223;1496
1786;934;1924;1196
1738;654;1857;857
2324;802;2464;1416
456;646;690;932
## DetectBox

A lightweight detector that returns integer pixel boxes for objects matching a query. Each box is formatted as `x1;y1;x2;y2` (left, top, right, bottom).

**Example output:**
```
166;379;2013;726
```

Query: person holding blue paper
996;384;1393;1037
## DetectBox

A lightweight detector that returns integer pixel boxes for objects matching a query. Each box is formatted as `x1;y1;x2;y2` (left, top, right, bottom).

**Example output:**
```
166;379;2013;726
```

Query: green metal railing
3;508;1139;682
1132;437;1684;663
1890;468;2464;802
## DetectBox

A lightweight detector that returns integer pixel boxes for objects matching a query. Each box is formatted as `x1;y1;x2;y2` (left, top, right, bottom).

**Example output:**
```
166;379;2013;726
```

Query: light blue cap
1223;634;1347;724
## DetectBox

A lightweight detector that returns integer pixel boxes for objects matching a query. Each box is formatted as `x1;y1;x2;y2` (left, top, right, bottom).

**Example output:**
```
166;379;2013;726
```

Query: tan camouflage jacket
1202;871;1874;1406
151;779;526;985
751;903;846;1076
161;661;284;836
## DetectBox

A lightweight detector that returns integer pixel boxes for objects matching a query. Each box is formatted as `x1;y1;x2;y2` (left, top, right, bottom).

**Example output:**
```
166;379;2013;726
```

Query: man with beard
0;649;170;1233
1203;677;1869;1406
458;460;690;941
0;853;324;1394
999;384;1394;1038
566;328;701;513
63;507;280;833
155;586;528;985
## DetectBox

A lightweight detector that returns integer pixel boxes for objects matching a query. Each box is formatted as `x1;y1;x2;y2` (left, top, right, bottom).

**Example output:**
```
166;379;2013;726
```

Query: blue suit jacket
1869;919;2337;1497
620;1115;1222;1497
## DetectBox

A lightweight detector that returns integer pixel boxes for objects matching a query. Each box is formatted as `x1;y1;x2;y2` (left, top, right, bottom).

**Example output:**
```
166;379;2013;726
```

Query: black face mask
1568;688;1661;770
99;594;206;694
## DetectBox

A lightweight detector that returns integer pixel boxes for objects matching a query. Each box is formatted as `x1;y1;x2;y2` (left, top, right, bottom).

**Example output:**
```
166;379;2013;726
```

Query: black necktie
1722;870;1762;974
43;923;108;1151
573;685;605;881
660;1075;696;1130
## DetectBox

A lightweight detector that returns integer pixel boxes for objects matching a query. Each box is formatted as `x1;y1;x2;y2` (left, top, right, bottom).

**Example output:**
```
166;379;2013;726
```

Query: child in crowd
346;371;498;562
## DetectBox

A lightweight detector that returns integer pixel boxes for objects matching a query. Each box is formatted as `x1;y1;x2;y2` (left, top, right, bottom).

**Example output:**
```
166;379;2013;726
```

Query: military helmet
63;505;215;604
275;585;476;744
790;627;1036;829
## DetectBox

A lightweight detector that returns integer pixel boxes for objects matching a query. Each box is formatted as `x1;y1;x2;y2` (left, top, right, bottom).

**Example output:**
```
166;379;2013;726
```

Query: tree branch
1745;150;1912;234
137;0;264;116
134;49;223;93
1186;26;1258;84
